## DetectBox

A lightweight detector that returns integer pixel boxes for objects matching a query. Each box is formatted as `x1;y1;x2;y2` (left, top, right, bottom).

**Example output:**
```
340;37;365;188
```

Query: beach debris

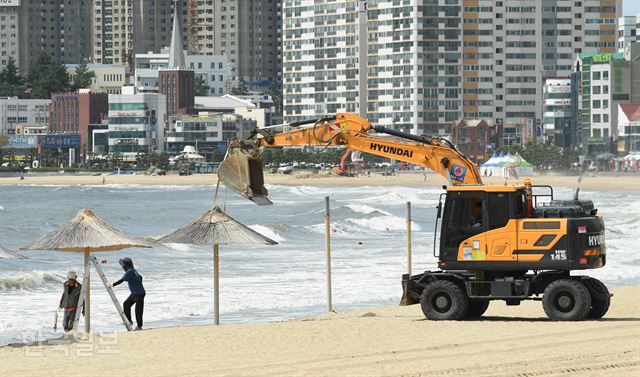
156;205;277;325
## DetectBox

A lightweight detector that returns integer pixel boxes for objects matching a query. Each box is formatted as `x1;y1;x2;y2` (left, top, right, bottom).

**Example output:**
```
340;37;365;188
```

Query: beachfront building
282;0;621;139
617;103;640;153
543;78;573;148
574;52;632;154
66;64;128;94
194;94;275;128
0;97;50;135
107;87;167;158
164;112;255;155
451;119;502;165
49;91;108;161
618;16;637;54
134;48;235;96
205;0;281;84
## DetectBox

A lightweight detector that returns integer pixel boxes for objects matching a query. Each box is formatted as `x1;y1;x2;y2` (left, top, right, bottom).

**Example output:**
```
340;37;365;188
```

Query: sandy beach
0;171;638;192
1;285;638;377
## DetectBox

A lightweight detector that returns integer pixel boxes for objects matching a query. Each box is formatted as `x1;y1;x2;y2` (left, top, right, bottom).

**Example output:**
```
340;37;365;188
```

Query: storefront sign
0;0;21;6
115;139;139;145
7;135;37;148
546;85;571;94
40;135;81;148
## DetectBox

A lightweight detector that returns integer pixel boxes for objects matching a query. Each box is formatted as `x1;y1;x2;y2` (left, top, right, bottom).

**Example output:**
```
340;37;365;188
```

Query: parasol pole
84;248;90;332
406;202;412;277
213;243;220;325
325;196;333;313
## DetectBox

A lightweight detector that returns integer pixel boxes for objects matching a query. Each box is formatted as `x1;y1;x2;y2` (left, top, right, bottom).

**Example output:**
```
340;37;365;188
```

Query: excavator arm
218;113;482;205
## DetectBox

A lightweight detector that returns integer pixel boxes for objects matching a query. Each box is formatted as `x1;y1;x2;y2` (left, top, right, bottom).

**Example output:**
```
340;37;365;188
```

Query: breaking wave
0;271;65;290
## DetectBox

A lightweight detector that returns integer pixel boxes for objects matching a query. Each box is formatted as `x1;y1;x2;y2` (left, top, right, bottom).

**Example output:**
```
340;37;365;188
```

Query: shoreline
0;171;638;192
1;285;638;376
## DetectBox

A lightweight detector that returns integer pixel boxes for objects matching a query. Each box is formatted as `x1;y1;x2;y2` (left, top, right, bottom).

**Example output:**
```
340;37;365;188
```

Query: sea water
0;183;638;345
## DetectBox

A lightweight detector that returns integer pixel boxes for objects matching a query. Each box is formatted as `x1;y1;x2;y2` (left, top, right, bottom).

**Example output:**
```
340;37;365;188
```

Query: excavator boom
218;113;482;204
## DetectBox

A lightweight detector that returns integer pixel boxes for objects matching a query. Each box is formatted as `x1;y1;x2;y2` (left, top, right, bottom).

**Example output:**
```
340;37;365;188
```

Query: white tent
480;151;534;177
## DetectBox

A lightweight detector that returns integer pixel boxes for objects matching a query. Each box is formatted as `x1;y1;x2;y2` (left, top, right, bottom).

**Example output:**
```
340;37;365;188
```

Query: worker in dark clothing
108;257;146;330
59;271;82;332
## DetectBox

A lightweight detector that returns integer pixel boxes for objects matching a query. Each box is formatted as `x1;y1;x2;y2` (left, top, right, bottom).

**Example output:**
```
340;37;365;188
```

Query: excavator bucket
399;274;422;306
218;141;272;206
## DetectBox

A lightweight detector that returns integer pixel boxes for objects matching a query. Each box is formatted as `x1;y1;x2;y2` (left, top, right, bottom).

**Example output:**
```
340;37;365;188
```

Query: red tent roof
619;104;640;122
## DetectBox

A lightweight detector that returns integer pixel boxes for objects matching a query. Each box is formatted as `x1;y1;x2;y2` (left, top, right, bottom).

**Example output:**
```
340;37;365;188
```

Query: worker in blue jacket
108;257;146;330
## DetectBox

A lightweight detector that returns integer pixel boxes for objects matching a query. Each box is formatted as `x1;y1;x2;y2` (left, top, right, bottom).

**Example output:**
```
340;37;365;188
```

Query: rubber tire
420;280;469;321
464;299;490;319
543;279;592;321
585;278;611;319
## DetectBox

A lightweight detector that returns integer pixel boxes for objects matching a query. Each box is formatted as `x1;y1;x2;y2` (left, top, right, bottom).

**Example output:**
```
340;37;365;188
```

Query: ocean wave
248;225;285;243
0;271;65;290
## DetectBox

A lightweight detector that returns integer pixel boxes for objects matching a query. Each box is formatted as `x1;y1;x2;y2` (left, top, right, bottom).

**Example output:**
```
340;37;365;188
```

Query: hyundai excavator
218;113;611;321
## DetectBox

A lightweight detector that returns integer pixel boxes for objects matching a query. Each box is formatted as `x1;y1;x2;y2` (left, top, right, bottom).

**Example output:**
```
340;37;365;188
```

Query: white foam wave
344;204;391;216
248;225;285;243
0;205;4;211
0;271;65;290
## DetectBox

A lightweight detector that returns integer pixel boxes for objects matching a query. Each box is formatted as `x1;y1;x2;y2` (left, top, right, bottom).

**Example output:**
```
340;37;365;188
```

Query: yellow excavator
218;113;610;321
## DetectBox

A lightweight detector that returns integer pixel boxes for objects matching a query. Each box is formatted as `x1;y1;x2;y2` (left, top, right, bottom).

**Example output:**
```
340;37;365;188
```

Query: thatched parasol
157;205;277;325
21;208;152;332
0;245;27;259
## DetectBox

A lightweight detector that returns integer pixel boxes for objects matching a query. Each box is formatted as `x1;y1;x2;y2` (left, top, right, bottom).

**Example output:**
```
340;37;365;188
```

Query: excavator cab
218;139;272;206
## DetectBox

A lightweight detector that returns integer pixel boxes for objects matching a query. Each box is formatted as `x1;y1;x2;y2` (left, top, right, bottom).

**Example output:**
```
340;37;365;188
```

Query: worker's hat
67;271;77;280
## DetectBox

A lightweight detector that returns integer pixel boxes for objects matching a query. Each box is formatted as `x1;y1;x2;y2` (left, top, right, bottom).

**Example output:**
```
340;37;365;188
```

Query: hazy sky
623;0;640;17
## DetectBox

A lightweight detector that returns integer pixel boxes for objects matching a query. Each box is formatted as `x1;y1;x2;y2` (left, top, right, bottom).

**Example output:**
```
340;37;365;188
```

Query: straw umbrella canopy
0;245;27;259
21;208;152;332
156;205;277;325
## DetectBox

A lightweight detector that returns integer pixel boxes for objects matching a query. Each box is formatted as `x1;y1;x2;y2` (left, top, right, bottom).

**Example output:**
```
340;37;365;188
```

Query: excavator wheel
420;280;468;321
463;299;490;319
543;279;592;321
584;278;611;319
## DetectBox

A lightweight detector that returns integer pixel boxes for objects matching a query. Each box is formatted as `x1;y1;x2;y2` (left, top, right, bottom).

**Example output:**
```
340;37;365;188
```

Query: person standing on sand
59;271;82;332
108;257;146;330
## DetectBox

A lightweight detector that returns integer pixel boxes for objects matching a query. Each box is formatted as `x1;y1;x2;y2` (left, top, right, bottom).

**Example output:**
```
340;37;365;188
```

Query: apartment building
0;97;50;134
283;0;621;141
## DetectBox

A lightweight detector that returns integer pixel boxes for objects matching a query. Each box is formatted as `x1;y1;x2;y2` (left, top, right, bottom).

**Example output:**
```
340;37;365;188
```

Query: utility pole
358;1;368;119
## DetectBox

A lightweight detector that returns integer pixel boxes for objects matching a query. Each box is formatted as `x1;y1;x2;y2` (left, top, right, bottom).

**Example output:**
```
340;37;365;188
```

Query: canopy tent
480;152;534;177
157;206;277;325
21;208;152;332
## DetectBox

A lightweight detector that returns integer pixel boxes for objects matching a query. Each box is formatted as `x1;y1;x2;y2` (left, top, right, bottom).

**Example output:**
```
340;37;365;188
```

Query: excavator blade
399;274;421;306
218;142;272;206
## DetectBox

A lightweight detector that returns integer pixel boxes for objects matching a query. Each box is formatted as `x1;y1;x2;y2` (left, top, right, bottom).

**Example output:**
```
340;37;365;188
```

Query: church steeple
168;0;185;69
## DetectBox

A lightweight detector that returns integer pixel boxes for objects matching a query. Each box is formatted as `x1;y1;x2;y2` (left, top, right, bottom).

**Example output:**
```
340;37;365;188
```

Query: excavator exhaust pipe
218;140;272;206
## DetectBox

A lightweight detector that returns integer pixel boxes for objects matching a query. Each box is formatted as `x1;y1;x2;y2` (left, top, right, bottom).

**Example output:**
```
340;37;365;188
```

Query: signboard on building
0;0;21;6
7;135;37;148
546;85;571;94
115;139;139;145
40;135;81;148
545;98;572;106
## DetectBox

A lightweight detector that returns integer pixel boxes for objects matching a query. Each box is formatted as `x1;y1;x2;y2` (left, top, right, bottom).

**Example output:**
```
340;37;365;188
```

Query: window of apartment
592;72;601;80
592;100;601;108
592;86;601;94
603;114;609;123
593;114;601;122
603;100;608;108
603;86;609;94
603;71;609;79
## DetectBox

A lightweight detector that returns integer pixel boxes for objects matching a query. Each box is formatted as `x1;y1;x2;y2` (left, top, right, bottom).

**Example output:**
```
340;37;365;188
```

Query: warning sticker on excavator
463;247;472;260
450;164;467;182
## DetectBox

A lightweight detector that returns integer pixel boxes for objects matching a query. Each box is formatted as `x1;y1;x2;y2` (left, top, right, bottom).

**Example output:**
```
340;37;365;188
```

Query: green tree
0;57;24;97
27;53;70;99
71;61;96;91
264;83;283;115
195;75;210;96
231;80;249;95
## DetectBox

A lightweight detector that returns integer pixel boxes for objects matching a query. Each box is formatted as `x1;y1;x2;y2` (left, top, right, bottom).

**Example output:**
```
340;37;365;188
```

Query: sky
623;0;640;17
